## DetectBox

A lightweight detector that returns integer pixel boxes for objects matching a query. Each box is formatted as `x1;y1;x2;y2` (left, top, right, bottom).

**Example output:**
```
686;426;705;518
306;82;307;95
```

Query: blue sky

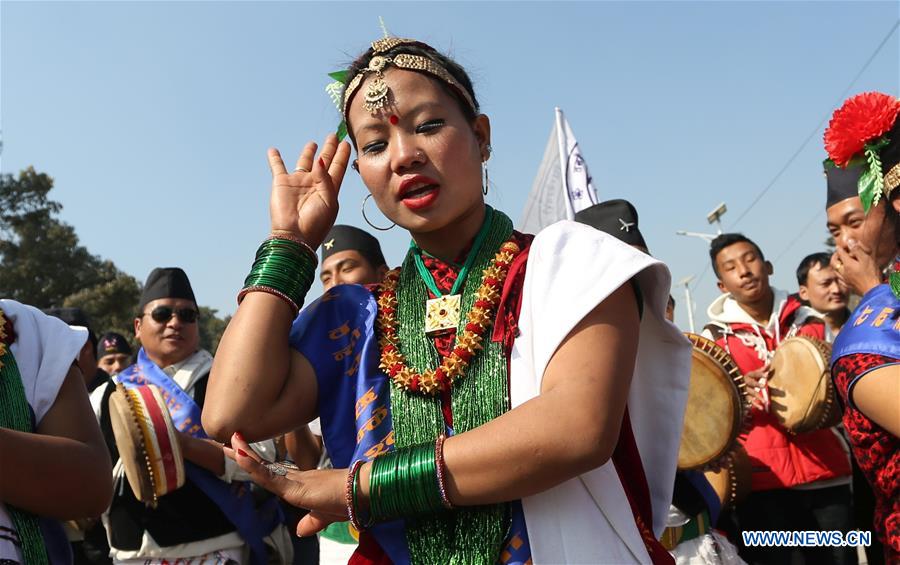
3;1;898;329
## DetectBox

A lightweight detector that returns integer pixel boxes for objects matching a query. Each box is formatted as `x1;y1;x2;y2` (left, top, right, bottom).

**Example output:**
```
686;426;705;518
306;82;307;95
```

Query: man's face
799;263;848;314
826;196;897;269
134;298;200;367
320;250;385;291
98;352;131;376
715;241;773;304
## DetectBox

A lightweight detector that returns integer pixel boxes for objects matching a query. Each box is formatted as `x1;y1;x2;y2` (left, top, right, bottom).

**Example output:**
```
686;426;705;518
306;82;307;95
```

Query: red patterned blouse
831;352;899;560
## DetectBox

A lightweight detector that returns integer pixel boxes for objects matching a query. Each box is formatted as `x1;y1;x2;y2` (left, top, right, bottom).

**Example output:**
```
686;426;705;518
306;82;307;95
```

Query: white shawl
510;222;691;564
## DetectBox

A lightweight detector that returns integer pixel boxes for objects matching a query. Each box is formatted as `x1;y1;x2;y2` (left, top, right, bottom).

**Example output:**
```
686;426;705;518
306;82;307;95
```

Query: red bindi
389;115;399;125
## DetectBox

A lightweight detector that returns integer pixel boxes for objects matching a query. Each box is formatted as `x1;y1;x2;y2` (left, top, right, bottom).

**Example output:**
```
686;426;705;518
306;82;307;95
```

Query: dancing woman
203;37;690;564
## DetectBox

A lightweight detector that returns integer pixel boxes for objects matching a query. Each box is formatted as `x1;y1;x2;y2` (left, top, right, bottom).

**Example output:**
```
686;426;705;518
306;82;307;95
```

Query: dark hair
667;294;675;309
796;252;832;286
709;233;766;278
343;41;479;144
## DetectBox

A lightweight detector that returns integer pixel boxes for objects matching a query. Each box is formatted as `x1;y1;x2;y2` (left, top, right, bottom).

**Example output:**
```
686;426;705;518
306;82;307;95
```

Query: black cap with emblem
96;331;133;359
139;267;197;310
320;225;387;269
574;199;649;252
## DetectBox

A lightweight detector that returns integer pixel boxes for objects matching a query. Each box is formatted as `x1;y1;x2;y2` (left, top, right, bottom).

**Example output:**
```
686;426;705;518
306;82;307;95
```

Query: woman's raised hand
268;134;352;249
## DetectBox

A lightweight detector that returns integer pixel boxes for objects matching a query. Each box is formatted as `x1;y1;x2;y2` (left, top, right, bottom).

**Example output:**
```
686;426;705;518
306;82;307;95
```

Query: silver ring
294;167;310;173
264;461;299;476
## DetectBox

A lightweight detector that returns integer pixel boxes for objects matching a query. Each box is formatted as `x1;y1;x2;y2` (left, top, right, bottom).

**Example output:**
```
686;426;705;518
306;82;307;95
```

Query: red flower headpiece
824;91;900;168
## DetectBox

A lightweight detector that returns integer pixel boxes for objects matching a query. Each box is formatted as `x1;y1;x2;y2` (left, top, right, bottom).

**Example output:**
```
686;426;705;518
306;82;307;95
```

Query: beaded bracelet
434;434;454;509
368;441;445;523
345;459;366;531
237;235;318;315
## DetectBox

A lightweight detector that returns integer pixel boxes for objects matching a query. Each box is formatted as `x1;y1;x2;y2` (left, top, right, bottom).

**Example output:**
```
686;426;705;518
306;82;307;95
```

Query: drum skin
679;334;747;470
109;384;185;505
769;337;840;434
704;444;751;508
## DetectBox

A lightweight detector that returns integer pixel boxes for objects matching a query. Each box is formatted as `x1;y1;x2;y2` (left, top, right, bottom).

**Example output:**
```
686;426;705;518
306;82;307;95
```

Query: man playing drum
90;268;288;564
703;234;854;565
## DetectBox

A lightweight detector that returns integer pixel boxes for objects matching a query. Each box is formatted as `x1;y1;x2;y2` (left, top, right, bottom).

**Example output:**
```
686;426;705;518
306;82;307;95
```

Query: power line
728;19;899;229
772;209;825;265
690;18;899;293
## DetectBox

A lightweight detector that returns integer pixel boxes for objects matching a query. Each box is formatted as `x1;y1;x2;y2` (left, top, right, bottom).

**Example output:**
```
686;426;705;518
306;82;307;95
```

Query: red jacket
703;291;851;491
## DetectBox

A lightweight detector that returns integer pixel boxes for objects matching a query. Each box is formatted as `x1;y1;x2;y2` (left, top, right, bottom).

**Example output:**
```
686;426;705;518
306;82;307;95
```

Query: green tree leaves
1;167;229;353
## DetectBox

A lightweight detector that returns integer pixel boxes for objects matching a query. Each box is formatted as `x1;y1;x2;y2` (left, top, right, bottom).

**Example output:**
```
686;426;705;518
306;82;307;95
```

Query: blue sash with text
832;284;900;364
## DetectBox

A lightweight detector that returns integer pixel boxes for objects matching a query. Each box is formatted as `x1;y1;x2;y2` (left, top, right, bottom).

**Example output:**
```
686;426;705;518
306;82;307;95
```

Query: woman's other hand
268;134;352;249
226;431;347;536
832;238;882;296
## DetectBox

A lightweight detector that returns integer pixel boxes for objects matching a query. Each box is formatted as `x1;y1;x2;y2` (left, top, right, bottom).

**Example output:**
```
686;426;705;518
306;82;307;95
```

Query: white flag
519;108;599;233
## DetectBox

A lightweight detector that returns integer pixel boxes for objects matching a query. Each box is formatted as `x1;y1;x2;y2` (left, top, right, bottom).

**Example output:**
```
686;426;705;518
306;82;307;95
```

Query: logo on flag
519;108;599;233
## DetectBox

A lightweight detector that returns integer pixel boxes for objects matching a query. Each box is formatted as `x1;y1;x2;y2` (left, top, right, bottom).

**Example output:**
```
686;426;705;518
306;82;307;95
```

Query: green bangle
368;442;445;523
238;236;318;313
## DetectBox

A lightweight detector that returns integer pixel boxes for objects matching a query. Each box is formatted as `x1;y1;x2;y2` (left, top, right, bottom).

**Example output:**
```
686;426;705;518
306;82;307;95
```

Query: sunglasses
142;306;199;324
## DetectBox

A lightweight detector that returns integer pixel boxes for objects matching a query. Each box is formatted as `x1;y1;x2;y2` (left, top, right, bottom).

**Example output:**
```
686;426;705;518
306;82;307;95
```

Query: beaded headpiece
326;38;477;140
343;37;476;118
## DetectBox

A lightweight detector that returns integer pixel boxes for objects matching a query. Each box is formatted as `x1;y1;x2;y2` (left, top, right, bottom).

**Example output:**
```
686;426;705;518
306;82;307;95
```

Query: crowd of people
0;36;897;565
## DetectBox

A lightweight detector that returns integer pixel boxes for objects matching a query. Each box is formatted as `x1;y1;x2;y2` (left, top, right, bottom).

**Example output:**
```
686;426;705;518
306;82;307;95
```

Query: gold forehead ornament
342;38;476;117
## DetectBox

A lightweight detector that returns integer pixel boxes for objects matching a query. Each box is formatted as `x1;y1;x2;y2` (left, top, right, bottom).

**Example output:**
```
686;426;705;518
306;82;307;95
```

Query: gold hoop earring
361;194;396;231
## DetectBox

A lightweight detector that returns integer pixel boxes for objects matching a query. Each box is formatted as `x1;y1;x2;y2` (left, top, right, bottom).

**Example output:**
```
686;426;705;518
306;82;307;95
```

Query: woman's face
826;196;898;269
348;68;489;233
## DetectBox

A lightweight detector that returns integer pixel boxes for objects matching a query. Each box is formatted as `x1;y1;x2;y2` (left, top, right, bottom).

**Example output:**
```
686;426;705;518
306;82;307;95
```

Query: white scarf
510;222;691;564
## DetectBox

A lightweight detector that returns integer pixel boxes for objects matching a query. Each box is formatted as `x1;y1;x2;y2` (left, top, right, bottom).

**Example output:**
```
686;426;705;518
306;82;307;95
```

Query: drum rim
770;336;836;434
703;443;751;508
110;383;159;504
679;333;751;470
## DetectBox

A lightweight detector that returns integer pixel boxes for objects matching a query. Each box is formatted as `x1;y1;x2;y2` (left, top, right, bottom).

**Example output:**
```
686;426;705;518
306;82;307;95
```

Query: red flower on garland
824;92;900;168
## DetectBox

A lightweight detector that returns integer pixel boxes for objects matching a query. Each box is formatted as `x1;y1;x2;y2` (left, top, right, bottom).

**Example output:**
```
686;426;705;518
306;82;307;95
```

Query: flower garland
376;238;520;396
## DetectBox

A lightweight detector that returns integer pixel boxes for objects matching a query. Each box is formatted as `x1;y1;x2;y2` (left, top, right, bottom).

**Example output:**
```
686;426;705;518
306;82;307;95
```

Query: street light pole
678;275;696;333
674;202;726;333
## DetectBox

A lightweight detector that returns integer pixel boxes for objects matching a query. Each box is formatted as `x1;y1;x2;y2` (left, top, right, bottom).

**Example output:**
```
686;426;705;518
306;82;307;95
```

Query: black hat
320;225;387;269
139;267;197;310
574;199;649;251
825;160;863;208
96;332;133;358
44;307;97;348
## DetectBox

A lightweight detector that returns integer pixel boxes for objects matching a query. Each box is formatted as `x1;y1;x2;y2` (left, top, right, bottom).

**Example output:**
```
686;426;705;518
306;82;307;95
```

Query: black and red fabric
832;352;899;560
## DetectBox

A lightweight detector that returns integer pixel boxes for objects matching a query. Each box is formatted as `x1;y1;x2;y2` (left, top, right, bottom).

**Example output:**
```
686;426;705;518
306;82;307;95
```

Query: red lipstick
398;175;440;210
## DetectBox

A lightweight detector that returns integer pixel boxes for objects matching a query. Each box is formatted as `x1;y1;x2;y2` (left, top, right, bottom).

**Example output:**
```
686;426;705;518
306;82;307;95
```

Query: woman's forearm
204;292;297;440
0;428;112;519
